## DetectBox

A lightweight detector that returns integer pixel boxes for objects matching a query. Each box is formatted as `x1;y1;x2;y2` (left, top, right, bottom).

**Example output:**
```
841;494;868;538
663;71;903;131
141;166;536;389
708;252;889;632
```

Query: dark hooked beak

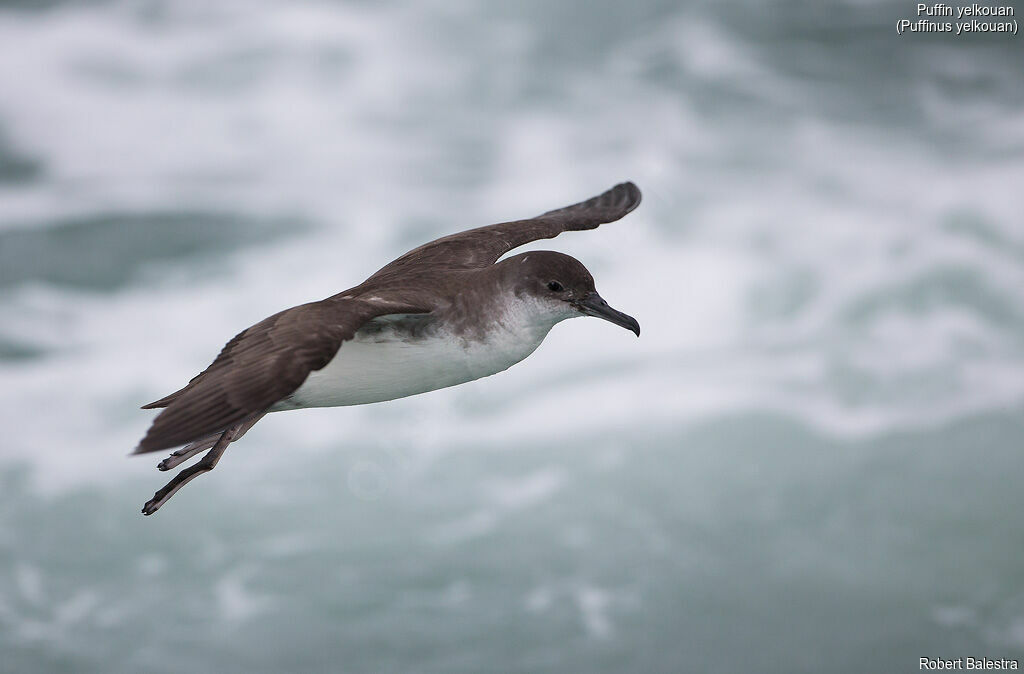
575;292;641;337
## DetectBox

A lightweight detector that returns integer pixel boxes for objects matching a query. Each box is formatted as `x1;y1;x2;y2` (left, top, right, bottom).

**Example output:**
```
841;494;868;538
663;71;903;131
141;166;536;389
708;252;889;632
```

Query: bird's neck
493;292;569;335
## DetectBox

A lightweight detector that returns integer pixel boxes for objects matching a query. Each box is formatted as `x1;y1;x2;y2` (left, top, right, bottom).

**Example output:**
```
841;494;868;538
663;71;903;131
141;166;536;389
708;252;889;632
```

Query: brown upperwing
364;181;641;281
135;298;430;453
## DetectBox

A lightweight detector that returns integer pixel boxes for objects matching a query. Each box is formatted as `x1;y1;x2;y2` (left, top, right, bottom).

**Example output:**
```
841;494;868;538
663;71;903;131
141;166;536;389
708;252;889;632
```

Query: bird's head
502;251;640;337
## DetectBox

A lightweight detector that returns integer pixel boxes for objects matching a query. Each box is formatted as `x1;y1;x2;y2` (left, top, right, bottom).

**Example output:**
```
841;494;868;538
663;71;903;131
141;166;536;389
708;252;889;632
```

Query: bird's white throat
274;294;572;410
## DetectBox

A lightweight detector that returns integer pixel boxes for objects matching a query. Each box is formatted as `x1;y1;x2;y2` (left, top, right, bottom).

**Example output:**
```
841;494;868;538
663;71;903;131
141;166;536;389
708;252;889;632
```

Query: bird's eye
547;281;564;292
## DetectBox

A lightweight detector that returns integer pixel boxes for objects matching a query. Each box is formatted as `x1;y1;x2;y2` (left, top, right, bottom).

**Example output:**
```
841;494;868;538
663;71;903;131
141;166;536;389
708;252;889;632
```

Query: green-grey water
1;1;1023;672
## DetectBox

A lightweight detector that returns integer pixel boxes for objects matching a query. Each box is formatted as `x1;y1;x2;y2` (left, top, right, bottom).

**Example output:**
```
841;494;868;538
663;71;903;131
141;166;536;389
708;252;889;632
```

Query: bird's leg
155;412;266;472
157;441;213;472
142;425;238;516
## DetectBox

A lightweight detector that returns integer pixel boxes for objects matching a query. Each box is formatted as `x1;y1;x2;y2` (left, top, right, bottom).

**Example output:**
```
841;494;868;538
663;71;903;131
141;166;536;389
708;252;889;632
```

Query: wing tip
132;426;167;454
611;180;642;215
131;441;155;455
140;388;186;409
540;180;642;225
585;180;641;223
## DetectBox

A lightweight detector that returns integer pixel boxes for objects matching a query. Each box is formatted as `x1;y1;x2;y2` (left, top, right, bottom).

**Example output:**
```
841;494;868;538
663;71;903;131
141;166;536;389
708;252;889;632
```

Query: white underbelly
274;326;545;410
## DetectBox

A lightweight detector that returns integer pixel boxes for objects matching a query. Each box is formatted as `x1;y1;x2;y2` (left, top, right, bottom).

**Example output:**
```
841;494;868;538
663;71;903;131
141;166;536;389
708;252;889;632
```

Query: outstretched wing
366;181;641;281
135;298;429;453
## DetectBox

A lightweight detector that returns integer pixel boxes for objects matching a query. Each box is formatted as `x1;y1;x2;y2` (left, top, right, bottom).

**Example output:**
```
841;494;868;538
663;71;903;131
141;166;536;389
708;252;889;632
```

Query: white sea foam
1;2;1023;672
0;0;1021;492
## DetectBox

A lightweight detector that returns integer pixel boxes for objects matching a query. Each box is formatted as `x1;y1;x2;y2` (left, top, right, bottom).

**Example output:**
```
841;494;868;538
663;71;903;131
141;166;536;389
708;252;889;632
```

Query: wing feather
366;181;640;279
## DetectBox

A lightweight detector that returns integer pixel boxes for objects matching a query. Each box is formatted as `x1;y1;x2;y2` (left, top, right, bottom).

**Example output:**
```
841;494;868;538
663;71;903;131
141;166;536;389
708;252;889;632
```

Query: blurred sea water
1;1;1023;672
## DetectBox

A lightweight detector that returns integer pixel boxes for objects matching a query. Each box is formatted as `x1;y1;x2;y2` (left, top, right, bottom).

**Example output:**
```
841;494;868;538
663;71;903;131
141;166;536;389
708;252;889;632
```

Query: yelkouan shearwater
135;182;642;515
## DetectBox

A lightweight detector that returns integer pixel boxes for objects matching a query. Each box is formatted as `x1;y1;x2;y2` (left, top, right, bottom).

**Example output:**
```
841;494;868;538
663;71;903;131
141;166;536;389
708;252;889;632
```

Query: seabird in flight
135;182;642;515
